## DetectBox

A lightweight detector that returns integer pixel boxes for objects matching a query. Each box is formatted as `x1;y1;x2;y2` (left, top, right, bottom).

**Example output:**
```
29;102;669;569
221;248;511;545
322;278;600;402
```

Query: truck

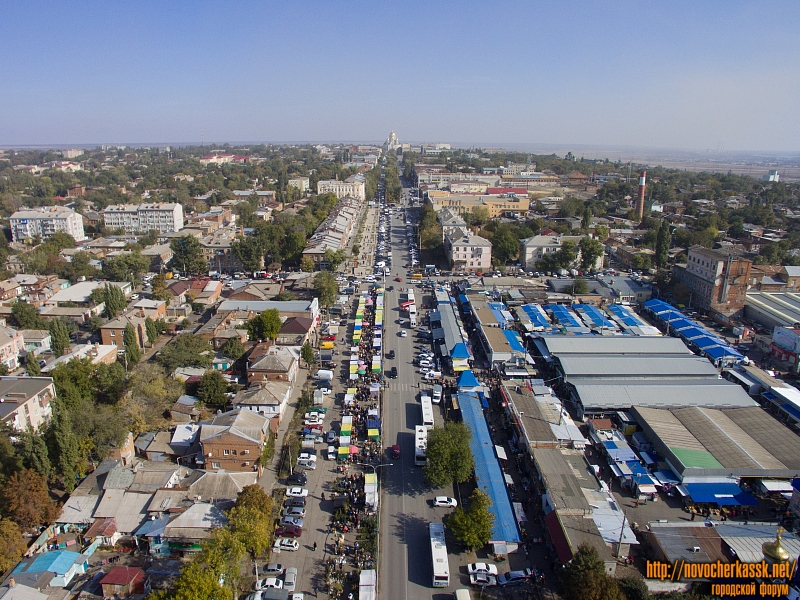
314;369;334;381
410;314;417;327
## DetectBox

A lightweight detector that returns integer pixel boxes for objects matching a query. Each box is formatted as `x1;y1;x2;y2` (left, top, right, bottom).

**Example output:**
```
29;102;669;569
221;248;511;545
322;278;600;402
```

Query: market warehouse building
631;406;800;483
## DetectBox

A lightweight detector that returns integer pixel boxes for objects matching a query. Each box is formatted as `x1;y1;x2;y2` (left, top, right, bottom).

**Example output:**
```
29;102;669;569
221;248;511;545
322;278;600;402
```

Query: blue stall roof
692;336;721;349
608;304;646;327
665;318;695;331
458;294;469;305
503;330;526;353
678;326;708;340
458;391;521;543
644;299;677;314
452;342;471;359
574;304;615;328
683;483;758;506
457;370;480;389
521;304;552;328
704;346;744;360
544;305;582;328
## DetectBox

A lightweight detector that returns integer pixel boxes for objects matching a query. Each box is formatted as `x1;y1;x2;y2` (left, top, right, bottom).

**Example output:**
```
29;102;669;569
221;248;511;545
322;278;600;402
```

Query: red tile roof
100;566;145;586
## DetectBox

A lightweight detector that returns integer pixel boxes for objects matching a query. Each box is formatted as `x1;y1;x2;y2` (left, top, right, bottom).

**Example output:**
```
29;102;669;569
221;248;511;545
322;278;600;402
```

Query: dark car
275;525;302;538
286;473;307;485
283;497;307;508
388;367;398;379
387;350;395;359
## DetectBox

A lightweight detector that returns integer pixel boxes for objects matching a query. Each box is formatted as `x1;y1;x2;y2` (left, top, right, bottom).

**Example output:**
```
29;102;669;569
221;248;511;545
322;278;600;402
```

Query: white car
470;574;497;587
468;563;499;576
273;538;300;552
255;577;283;590
284;567;298;592
420;367;431;374
399;331;407;337
285;487;308;498
130;293;140;300
432;496;457;508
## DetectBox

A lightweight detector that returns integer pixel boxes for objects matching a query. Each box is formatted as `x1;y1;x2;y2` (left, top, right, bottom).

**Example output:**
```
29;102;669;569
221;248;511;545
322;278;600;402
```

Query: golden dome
762;528;791;563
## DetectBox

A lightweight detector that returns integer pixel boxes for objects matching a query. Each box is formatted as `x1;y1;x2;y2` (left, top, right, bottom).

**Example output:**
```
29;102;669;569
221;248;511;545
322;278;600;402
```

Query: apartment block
317;176;365;202
102;203;184;234
10;207;86;242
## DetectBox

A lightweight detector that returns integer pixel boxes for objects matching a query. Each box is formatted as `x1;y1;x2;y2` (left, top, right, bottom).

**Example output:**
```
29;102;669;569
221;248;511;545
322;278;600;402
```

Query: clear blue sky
1;1;798;151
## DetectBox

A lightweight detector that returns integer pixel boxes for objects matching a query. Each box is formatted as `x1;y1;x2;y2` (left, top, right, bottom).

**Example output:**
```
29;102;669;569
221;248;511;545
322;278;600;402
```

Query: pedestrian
314;587;318;597
322;492;326;501
314;542;318;551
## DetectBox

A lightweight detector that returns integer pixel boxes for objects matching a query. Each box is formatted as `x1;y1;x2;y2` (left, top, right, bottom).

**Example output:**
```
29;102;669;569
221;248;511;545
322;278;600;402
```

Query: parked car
273;538;299;552
280;516;304;528
263;563;284;576
282;506;307;519
284;567;298;592
283;497;306;508
322;335;336;341
470;574;497;587
497;569;533;587
387;349;395;359
286;473;307;485
391;444;401;459
285;487;308;498
400;331;408;337
468;563;498;576
326;430;337;444
275;525;302;538
432;496;457;508
388;367;398;378
255;577;283;590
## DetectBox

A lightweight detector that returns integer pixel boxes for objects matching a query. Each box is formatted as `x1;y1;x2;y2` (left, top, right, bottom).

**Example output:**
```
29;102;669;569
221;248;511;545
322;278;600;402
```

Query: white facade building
102;203;184;234
317;178;366;202
9;207;86;242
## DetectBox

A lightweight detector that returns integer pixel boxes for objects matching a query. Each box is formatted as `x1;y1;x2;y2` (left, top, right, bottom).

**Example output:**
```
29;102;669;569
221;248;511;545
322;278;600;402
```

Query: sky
1;1;799;152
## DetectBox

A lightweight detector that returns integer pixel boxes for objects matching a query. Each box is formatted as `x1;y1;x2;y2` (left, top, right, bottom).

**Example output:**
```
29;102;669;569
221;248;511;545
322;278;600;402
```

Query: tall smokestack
635;170;646;220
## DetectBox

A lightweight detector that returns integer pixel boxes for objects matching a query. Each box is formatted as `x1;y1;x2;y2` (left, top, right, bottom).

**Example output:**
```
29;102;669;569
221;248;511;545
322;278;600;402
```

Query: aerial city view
1;3;800;600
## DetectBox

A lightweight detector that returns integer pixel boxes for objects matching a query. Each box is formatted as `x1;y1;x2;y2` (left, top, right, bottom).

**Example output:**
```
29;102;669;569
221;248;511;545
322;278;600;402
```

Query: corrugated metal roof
541;335;691;355
573;379;756;410
558;355;720;378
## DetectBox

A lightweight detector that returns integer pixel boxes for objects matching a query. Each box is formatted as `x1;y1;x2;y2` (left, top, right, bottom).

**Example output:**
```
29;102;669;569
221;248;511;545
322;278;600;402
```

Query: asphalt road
379;193;457;600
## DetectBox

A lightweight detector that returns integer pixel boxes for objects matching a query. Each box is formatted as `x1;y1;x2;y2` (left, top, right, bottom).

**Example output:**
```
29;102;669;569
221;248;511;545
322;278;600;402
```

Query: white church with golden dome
384;130;400;152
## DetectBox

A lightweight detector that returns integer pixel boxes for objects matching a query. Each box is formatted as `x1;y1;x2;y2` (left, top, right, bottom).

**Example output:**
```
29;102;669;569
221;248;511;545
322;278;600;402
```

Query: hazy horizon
2;1;799;152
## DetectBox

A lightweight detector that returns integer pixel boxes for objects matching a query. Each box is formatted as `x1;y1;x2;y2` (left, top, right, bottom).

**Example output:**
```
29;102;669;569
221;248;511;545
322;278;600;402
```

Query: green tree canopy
222;337;245;361
11;300;46;329
158;333;213;372
560;544;624;600
0;469;60;530
197;370;228;406
123;323;141;365
423;422;474;487
102;250;151;282
313;271;338;308
579;236;604;271
300;256;314;272
49;318;71;357
171;235;208;274
0;519;28;573
145;317;158;345
655;221;670;268
446;488;495;551
246;308;282;341
301;341;314;367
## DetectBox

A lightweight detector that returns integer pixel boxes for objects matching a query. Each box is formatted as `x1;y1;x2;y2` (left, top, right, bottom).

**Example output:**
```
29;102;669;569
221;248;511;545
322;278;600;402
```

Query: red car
394;277;402;282
322;335;336;341
275;525;302;537
391;444;401;459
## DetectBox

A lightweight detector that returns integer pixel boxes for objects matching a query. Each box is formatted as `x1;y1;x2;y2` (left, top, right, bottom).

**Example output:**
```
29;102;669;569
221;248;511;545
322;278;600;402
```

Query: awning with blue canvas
692;336;723;349
653;469;681;485
684;483;758;506
678;326;709;340
704;345;744;360
503;330;526;353
457;370;480;390
451;342;471;360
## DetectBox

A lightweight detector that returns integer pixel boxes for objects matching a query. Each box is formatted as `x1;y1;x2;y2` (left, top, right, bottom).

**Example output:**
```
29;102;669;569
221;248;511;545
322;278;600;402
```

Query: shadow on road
389;511;432;588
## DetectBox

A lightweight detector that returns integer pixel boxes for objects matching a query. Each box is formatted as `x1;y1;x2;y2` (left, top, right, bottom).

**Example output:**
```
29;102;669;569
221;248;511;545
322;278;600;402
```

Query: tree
46;398;81;492
236;484;272;517
102;251;150;282
491;227;520;265
171;235;208;274
246;308;282;341
0;469;59;530
568;278;589;295
300;256;315;272
579;236;604;271
301;342;314;368
272;291;296;301
324;249;346;271
447;489;494;551
232;236;265;273
26;356;41;376
314;271;338;308
11;300;46;329
0;519;27;573
222;337;245;361
555;240;578;269
16;428;51;478
227;504;272;559
618;577;651;600
560;544;624;600
151;273;172;303
49;318;71;357
95;282;126;318
351;243;360;257
197;370;228;406
145;317;158;345
158;334;213;372
655;221;670;268
471;206;490;226
124;323;141;364
595;225;610;242
582;207;593;231
423;422;474;487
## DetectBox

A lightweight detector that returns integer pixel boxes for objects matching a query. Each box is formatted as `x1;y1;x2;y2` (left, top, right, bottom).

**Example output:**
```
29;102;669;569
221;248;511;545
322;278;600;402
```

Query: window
110;331;115;337
211;462;220;469
223;449;230;455
232;449;237;456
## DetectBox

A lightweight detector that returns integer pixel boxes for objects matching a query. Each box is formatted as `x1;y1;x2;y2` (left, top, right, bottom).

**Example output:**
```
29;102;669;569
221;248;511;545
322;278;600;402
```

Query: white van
432;385;443;404
425;371;442;380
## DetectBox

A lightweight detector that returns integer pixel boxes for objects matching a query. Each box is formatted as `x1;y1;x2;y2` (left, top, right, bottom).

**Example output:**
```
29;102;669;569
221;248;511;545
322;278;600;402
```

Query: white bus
420;396;435;429
414;426;427;466
429;522;450;588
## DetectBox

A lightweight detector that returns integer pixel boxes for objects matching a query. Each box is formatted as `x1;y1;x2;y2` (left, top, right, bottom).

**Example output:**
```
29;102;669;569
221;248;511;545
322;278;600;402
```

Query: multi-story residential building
427;193;531;219
437;207;467;240
444;228;492;273
301;196;360;270
102;203;184;234
200;229;256;274
0;376;55;431
100;312;147;349
317;176;365;202
199;408;269;472
519;234;605;271
673;245;752;319
9;207;86;243
20;330;52;356
42;343;118;373
0;325;25;371
288;176;310;192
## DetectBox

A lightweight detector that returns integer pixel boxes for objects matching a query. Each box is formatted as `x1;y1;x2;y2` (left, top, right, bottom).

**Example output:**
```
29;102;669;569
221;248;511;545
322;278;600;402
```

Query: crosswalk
384;382;419;392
